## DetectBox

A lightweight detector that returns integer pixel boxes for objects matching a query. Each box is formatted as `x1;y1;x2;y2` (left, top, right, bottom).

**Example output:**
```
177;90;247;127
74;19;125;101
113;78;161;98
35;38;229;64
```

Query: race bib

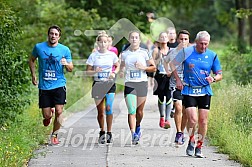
98;72;109;79
188;86;206;96
43;70;57;80
130;70;141;79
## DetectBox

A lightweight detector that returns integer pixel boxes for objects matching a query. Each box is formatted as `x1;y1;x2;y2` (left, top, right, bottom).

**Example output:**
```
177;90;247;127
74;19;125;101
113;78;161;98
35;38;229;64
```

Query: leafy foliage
221;45;252;85
0;2;30;126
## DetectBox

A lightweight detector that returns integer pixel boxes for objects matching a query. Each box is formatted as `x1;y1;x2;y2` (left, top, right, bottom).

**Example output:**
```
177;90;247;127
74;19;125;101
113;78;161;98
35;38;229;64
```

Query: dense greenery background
0;0;251;166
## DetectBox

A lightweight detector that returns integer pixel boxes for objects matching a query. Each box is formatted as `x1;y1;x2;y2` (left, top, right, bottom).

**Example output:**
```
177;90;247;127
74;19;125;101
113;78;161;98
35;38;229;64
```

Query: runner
170;31;222;157
152;32;172;129
166;27;179;118
120;31;156;144
86;32;120;144
164;30;191;145
29;25;74;145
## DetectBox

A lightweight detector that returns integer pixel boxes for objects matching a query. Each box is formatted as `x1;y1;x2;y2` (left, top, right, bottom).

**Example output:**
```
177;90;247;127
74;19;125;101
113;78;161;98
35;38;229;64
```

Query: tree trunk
235;0;247;53
249;0;252;47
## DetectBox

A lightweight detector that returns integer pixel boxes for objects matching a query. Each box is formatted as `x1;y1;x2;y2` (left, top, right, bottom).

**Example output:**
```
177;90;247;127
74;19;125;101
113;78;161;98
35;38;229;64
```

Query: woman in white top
120;31;156;144
86;32;120;144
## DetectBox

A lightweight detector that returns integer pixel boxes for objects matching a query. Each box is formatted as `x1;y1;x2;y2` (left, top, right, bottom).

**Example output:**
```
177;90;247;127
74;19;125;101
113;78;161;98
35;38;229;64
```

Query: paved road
28;89;241;167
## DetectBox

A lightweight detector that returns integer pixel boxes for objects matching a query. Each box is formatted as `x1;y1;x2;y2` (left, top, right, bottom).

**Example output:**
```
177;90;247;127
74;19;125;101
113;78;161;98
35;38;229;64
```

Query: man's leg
174;100;183;132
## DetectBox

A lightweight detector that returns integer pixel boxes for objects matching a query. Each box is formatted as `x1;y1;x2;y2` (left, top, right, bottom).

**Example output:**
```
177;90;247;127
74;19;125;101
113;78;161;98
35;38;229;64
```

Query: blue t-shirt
32;42;72;90
175;46;222;96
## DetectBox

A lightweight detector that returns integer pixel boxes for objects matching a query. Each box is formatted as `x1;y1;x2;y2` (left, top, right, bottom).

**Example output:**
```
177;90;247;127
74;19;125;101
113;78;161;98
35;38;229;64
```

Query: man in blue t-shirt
29;25;73;145
170;31;222;158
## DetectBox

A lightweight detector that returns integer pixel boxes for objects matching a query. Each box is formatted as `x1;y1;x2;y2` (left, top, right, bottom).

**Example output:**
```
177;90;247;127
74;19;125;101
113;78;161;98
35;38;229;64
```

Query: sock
197;140;203;148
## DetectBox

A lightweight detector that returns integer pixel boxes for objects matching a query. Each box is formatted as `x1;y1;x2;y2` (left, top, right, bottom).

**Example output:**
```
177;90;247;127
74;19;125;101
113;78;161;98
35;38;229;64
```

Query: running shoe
175;132;184;145
186;142;195;156
51;134;59;145
106;132;112;143
159;117;165;128
195;147;204;158
132;132;139;145
164;120;171;129
135;125;141;138
98;131;106;144
43;117;51;127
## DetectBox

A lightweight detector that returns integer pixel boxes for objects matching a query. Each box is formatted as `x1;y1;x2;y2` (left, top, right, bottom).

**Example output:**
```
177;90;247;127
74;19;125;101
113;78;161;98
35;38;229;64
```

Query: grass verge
209;81;252;166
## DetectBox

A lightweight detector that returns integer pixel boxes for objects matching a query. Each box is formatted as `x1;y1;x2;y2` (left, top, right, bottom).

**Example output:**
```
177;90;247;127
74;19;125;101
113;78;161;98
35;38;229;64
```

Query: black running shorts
39;86;66;108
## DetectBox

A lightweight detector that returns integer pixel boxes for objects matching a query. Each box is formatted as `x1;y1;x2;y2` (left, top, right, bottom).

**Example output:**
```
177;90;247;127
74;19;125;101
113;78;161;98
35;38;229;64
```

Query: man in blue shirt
171;31;222;158
29;25;73;145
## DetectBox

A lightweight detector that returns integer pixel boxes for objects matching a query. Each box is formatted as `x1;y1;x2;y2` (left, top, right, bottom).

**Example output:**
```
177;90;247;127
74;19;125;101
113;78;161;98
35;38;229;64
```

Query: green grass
0;101;49;166
208;81;252;166
0;72;94;166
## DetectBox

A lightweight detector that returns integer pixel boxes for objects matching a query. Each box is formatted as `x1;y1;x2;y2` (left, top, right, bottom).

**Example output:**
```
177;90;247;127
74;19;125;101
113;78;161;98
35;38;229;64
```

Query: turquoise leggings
105;93;115;115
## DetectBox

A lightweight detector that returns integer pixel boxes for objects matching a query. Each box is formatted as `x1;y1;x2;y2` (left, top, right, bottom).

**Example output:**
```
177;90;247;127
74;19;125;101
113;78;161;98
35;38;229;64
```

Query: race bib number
43;70;56;80
188;86;205;96
130;70;141;79
98;72;109;79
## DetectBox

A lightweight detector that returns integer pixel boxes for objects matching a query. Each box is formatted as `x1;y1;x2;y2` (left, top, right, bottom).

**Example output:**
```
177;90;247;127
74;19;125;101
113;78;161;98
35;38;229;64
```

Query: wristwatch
213;77;216;82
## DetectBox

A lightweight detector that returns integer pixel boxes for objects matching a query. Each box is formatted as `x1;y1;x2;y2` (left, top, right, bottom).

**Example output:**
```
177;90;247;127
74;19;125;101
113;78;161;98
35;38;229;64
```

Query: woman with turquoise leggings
86;32;120;144
119;31;156;144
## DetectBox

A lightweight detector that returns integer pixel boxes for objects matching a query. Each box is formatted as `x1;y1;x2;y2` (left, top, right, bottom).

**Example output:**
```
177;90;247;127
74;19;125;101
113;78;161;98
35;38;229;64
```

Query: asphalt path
28;89;241;167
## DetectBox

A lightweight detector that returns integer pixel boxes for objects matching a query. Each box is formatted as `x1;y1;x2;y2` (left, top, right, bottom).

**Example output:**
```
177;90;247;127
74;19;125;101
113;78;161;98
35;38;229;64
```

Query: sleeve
31;45;38;58
172;49;184;66
212;54;222;75
113;53;119;64
65;47;72;62
121;52;126;62
86;54;94;66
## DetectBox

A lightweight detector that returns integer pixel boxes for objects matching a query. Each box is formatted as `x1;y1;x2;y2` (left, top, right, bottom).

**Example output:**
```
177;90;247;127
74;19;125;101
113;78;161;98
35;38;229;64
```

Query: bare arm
29;56;38;86
61;58;74;72
86;65;101;76
152;48;160;66
169;59;183;90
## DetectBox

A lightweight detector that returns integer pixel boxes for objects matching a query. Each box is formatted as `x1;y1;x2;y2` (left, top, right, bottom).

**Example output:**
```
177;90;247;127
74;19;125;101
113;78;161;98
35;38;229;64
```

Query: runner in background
164;30;191;145
166;27;179;118
152;32;172;129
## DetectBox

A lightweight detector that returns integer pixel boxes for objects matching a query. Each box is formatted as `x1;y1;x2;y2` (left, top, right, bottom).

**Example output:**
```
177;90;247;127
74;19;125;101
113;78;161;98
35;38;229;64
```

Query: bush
0;2;30;126
221;45;252;85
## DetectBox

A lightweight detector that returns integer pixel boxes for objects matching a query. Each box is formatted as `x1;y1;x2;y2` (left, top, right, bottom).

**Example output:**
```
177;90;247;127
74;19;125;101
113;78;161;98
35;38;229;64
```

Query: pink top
109;46;119;72
109;46;118;56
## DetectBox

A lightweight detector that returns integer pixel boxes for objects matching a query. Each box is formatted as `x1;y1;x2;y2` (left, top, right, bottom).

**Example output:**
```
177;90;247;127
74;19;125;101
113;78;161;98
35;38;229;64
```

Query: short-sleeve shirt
86;50;118;82
121;48;150;82
165;47;184;88
32;42;72;90
174;45;222;96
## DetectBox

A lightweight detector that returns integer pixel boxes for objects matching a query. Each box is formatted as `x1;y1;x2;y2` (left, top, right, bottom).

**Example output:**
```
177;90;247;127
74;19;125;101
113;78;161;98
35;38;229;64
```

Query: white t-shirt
86;50;118;81
121;48;150;82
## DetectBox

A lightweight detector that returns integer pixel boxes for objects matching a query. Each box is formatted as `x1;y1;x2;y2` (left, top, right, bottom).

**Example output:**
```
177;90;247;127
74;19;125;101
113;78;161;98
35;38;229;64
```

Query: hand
60;57;68;65
109;72;116;79
176;79;183;90
32;75;38;86
205;76;215;83
166;71;172;77
177;42;187;50
119;71;124;78
95;67;102;72
135;61;147;70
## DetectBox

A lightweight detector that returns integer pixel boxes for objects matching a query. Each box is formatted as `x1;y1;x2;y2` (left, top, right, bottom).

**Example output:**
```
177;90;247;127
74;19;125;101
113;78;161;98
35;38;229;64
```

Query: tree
0;2;30;126
235;0;247;53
